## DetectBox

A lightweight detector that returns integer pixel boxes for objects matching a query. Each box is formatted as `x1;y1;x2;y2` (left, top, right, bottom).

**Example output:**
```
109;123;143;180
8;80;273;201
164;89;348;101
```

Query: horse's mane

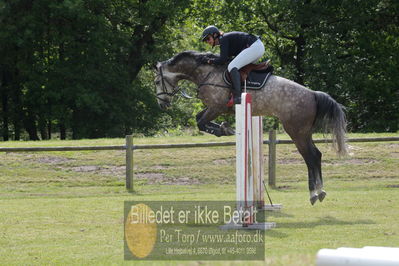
167;50;220;66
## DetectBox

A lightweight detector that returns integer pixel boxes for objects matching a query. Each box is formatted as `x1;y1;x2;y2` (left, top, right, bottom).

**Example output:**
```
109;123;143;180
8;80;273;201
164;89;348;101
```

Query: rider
200;25;265;105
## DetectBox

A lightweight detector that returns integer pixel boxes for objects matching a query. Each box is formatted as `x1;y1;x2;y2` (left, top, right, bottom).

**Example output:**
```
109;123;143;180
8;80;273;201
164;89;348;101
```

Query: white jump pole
248;98;282;211
222;93;279;230
235;93;255;225
255;118;282;211
252;115;264;209
316;246;399;266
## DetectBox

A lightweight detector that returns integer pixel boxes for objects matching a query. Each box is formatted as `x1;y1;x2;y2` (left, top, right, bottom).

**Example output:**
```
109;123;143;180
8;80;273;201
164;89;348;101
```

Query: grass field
0;132;398;265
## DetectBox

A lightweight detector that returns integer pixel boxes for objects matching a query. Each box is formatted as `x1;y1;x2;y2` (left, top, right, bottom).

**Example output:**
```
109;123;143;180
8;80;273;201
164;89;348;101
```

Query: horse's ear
153;62;163;72
152;62;158;71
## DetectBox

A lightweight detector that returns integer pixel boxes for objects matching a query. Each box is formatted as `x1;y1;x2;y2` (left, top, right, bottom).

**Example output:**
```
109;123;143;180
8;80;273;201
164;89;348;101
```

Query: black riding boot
230;67;242;104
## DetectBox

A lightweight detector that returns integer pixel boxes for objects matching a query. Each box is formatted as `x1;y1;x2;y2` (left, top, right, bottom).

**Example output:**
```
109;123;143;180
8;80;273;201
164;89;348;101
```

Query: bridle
155;62;230;103
155;65;181;104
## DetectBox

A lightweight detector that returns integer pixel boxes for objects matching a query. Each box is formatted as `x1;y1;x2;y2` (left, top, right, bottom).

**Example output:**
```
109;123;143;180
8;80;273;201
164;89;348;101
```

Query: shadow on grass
279;215;375;228
265;215;375;238
266;211;294;218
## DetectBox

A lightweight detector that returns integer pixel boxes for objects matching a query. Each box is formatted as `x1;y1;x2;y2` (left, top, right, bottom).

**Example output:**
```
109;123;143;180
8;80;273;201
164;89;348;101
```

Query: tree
1;0;398;139
0;0;191;140
187;0;399;132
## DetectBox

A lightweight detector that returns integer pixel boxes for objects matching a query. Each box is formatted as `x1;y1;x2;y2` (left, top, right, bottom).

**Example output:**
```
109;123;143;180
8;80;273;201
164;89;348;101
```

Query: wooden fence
1;134;398;190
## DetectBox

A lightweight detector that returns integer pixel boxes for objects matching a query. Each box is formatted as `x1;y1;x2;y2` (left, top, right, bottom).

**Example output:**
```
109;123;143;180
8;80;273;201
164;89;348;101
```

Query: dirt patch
30;155;76;165
347;158;378;164
278;158;303;164
163;177;202;185
215;157;305;165
152;165;170;170
213;158;235;165
387;143;399;149
391;152;399;158
136;172;165;183
136;172;202;185
324;158;378;165
98;166;125;176
69;165;99;172
26;155;127;176
53;164;199;185
56;164;125;179
276;185;292;190
347;145;363;151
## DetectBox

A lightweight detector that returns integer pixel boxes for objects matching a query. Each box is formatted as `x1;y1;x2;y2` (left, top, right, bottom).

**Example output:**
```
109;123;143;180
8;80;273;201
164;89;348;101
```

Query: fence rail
1;134;398;190
0;145;125;152
1;137;398;153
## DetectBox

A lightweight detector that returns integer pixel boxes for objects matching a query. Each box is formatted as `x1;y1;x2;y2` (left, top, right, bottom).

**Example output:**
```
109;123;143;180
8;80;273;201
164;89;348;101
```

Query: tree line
1;0;398;140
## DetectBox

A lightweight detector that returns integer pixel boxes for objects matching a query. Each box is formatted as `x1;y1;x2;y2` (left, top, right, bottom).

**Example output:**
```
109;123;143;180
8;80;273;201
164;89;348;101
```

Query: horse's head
154;51;222;109
154;61;181;110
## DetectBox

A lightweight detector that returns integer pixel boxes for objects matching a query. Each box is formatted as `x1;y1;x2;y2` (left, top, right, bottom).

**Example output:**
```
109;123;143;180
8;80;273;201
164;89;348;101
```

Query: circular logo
125;203;157;258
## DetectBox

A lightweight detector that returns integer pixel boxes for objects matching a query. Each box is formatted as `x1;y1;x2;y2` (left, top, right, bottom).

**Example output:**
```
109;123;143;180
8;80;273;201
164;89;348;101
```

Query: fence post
268;129;276;188
126;135;133;191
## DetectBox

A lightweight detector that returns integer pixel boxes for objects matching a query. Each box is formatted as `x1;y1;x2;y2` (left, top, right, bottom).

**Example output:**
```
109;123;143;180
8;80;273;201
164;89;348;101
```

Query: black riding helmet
200;25;220;41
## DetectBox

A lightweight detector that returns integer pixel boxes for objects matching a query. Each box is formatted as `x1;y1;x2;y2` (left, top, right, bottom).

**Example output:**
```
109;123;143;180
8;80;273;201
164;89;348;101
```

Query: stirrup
227;95;234;107
226;95;241;107
233;96;241;104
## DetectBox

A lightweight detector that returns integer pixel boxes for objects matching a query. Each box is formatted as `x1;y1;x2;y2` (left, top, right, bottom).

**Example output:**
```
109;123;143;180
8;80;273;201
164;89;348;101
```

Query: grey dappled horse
154;51;347;205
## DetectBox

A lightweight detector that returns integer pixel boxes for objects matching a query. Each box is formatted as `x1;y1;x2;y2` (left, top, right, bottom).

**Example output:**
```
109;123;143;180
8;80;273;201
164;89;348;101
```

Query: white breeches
228;39;265;72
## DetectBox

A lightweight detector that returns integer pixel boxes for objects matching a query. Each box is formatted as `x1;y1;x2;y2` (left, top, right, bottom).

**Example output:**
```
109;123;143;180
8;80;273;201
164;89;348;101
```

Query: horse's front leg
196;108;234;137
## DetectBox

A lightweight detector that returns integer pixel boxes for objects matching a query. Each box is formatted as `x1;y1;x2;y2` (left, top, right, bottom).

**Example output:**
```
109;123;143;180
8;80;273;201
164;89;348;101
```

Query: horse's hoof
221;122;235;135
318;191;327;202
310;195;318;205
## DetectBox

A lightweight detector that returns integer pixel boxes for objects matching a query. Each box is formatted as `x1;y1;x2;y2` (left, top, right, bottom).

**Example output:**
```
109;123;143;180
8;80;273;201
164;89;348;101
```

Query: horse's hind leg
308;141;326;202
290;133;324;205
312;141;326;202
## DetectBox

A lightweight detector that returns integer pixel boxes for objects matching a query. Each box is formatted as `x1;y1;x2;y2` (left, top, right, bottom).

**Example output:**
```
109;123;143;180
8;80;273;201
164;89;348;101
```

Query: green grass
0;132;398;265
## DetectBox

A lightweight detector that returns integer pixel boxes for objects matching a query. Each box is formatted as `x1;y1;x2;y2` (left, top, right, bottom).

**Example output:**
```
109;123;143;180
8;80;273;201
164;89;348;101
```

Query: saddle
223;60;273;90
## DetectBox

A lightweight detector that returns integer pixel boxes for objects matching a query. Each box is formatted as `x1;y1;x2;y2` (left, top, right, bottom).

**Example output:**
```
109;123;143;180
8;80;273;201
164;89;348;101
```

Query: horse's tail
313;91;348;156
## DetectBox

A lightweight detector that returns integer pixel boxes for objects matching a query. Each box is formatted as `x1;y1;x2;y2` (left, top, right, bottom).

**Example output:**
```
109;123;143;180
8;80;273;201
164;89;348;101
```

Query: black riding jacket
212;31;259;65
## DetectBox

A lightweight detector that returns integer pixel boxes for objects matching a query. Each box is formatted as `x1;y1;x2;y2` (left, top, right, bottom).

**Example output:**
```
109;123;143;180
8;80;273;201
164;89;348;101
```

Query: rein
155;66;181;103
198;72;230;89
